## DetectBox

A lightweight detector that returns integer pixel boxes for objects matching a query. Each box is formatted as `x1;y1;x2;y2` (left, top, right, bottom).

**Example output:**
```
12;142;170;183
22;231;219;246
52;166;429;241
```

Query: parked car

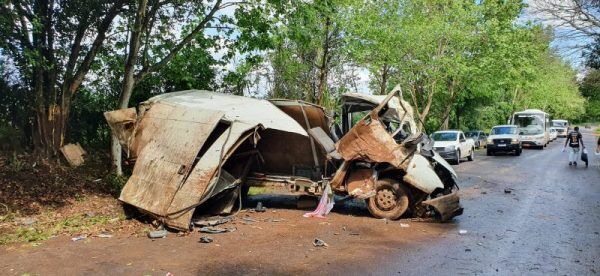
432;130;475;165
465;130;487;148
551;119;569;137
486;125;522;156
105;85;463;230
549;127;558;141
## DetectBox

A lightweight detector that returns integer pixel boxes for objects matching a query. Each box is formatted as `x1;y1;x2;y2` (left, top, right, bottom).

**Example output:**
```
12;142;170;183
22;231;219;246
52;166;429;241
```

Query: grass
0;213;118;245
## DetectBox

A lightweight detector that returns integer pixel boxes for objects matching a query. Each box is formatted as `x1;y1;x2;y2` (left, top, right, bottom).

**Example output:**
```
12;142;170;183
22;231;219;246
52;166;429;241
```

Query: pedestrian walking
563;126;585;166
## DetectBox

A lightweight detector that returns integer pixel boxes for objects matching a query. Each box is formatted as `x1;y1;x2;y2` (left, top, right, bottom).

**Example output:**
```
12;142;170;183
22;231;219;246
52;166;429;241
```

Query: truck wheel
487;149;493;156
454;150;461;165
467;148;474;161
367;179;410;220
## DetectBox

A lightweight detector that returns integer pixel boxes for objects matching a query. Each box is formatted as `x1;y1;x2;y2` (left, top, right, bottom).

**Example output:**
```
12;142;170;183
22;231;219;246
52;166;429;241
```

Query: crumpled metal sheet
335;117;409;168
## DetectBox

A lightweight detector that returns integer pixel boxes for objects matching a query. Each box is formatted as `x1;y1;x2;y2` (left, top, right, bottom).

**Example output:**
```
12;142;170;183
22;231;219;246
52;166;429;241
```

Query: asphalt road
376;127;600;275
1;129;598;275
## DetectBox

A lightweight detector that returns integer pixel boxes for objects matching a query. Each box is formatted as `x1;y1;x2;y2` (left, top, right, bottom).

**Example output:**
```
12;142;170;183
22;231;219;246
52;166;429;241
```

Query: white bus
510;109;550;149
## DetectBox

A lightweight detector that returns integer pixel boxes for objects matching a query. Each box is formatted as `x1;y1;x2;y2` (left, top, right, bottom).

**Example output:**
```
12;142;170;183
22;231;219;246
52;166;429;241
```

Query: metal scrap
199;226;237;234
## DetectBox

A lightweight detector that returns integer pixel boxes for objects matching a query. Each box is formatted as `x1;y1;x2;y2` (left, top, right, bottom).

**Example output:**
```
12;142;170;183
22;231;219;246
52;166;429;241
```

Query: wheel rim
376;189;397;211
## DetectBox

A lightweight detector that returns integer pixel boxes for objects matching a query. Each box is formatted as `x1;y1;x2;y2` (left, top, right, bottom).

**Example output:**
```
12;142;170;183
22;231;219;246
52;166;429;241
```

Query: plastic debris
97;233;113;238
459;229;468;235
313;238;328;247
242;217;258;223
400;223;410;228
303;183;334;218
148;229;168;239
71;235;87;241
199;226;237;234
255;202;267;212
199;236;214;243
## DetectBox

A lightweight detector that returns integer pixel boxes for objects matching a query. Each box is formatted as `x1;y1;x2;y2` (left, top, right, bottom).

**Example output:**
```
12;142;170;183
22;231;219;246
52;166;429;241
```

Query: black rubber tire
367;179;410;220
487;149;493;156
467;148;474;161
454;150;461;165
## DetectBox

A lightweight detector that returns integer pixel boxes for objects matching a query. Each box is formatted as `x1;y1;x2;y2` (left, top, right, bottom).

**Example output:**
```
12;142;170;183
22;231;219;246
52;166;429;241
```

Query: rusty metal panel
164;122;259;229
336;117;408;168
119;103;224;217
103;108;137;155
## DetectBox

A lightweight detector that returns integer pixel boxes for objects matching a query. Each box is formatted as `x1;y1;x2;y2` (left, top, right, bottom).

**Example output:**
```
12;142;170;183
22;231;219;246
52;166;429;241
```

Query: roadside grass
0;212;120;245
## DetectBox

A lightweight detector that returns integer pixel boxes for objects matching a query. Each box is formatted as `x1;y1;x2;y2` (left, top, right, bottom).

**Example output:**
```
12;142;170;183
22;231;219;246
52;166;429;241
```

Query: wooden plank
165;122;258;229
119;102;224;217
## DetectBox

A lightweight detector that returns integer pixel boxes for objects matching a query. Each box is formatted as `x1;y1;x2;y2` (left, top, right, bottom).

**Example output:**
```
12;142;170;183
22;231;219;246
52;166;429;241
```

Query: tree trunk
440;79;457;130
316;16;331;106
379;63;389;95
111;0;148;175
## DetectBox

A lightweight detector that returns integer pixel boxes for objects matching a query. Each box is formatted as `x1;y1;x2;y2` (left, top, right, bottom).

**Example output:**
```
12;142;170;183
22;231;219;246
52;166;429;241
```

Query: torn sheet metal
103;108;137;156
346;169;376;198
335;117;409;168
422;191;463;221
164;122;260;229
118;103;224;217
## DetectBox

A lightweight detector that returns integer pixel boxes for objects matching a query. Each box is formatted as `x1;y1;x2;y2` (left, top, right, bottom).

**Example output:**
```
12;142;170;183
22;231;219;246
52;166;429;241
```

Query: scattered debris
313;238;328;247
465;248;472;252
477;242;483;246
199;226;237;234
60;143;86;167
459;229;468;235
382;218;389;224
264;218;284;223
148;229;168;239
504;188;512;194
199;236;214;243
303;183;334;218
97;233;113;238
400;223;410;228
193;216;233;227
349;232;360;236
255;202;267;213
85;212;96;218
71;235;87;242
19;217;37;226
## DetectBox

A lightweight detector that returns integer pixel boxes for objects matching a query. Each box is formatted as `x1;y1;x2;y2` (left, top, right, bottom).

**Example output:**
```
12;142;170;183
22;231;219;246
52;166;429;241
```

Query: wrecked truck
104;85;463;231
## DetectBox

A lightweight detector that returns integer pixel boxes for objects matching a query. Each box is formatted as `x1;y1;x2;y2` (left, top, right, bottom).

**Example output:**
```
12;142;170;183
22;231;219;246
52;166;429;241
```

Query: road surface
1;129;598;275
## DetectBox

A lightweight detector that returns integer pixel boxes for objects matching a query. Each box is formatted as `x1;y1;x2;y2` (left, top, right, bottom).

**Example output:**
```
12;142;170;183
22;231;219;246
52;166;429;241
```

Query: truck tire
367;179;410;220
515;148;521;156
467;148;474;161
454;150;461;165
487;149;493;156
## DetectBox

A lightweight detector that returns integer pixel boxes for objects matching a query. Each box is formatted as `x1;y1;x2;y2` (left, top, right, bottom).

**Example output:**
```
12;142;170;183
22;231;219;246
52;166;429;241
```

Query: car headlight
511;138;518;144
445;145;455;151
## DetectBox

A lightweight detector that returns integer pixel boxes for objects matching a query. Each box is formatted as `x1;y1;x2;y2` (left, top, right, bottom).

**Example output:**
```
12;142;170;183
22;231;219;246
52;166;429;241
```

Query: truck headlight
511;138;518;144
445;145;455;151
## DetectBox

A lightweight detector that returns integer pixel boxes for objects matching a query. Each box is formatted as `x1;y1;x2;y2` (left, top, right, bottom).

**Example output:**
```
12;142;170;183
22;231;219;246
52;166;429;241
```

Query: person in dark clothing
563;126;585;166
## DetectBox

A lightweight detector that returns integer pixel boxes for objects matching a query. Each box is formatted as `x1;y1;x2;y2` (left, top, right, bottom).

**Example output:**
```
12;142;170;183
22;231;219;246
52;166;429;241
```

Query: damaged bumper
422;191;463;221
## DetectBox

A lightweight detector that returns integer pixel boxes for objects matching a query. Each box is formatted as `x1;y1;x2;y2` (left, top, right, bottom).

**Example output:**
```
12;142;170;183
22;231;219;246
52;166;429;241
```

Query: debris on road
97;233;113;238
199;226;237;234
459;229;468;235
504;188;513;194
19;217;37;226
193;216;233;227
313;238;328;247
71;235;87;241
400;223;410;228
241;217;257;224
255;202;267;213
199;236;214;243
148;229;168;239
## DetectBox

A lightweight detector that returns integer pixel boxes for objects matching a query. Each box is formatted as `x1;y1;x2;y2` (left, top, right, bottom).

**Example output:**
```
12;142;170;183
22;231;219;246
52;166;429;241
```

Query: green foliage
580;70;600;121
105;173;128;195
